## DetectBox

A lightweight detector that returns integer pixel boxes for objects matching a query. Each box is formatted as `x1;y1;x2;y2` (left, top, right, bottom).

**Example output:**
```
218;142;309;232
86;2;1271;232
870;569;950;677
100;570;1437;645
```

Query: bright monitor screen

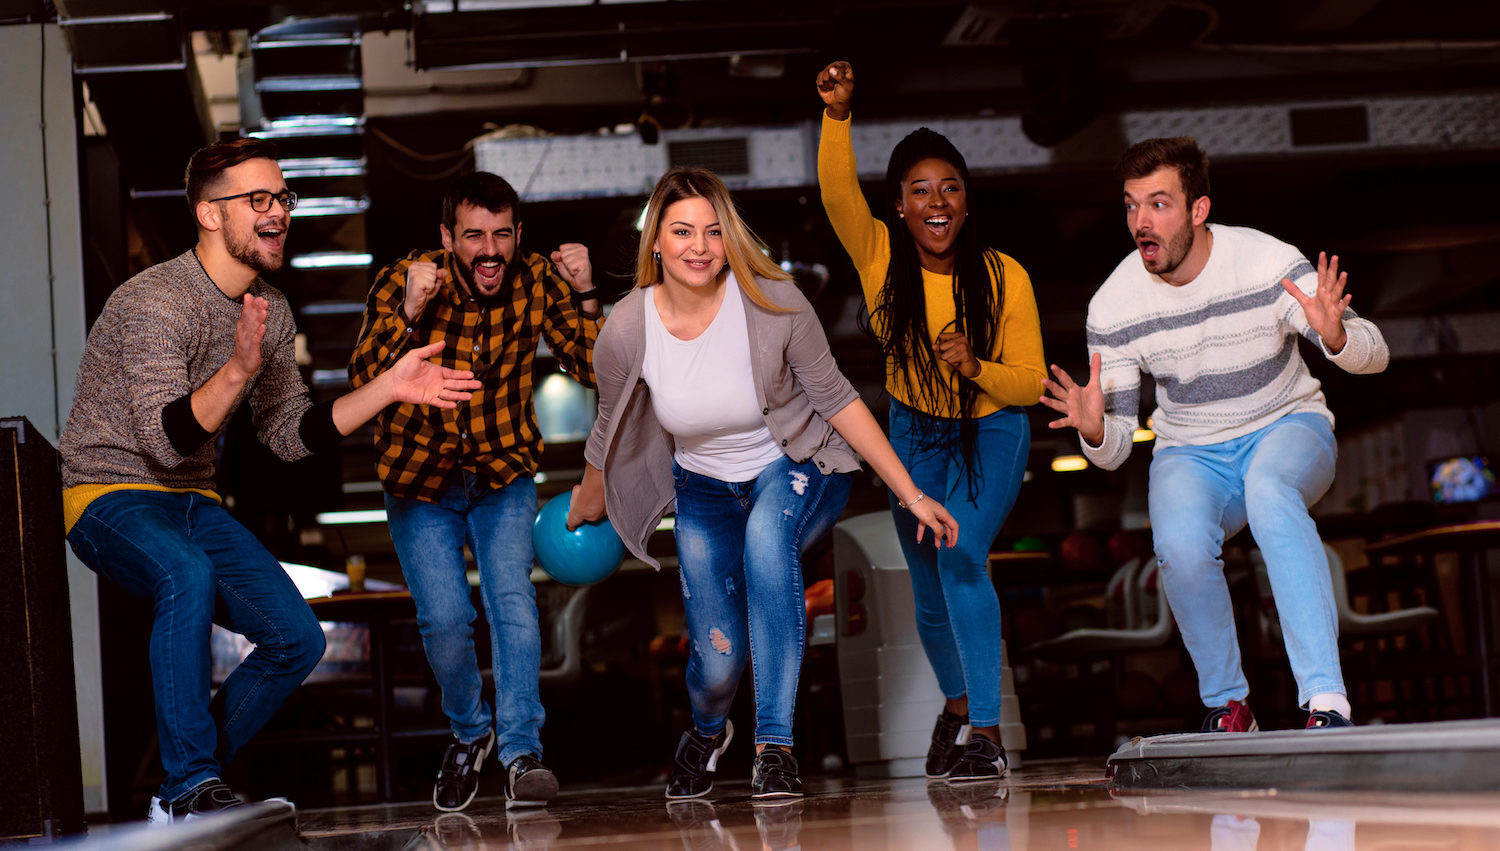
1428;455;1498;504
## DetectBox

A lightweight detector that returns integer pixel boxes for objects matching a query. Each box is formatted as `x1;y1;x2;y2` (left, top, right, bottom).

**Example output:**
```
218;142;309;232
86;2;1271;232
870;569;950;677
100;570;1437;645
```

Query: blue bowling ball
532;491;626;586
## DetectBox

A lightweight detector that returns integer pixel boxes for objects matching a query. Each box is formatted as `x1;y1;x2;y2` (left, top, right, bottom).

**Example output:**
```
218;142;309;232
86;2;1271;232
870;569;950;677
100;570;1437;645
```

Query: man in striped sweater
1041;136;1389;733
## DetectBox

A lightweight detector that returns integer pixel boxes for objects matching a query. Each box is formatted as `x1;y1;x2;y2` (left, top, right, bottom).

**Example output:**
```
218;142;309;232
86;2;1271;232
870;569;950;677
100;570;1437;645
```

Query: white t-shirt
642;274;784;482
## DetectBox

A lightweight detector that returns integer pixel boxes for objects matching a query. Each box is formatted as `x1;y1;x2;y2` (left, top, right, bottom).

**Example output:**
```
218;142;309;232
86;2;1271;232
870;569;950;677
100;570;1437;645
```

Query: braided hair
862;127;1002;497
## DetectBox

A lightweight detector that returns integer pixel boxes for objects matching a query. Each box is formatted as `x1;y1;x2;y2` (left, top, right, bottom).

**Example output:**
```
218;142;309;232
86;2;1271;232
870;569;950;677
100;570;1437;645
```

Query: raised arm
349;254;432;390
190;293;267;436
1281;250;1389;374
816;61;888;286
330;340;479;435
1040;340;1141;472
539;245;603;389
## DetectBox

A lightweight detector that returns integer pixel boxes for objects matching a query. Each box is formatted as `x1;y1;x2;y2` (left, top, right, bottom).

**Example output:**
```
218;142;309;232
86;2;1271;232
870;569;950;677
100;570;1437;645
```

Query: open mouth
924;215;952;237
256;225;285;252
681;257;714;272
1137;236;1160;262
474;257;504;289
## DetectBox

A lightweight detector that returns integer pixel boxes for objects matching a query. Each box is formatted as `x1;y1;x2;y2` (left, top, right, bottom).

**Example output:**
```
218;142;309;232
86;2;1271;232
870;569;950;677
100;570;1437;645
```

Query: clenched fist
550;243;594;292
404;260;446;322
816;61;854;121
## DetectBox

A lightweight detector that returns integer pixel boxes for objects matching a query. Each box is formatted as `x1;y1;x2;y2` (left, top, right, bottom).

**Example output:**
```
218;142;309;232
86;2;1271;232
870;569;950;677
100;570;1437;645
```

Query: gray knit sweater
60;250;315;491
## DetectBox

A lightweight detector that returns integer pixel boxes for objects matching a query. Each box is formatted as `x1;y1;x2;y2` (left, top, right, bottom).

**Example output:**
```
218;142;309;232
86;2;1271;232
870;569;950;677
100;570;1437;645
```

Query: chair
1247;544;1438;638
539;586;591;686
1028;558;1176;658
1024;558;1177;750
1252;544;1442;720
1323;544;1439;637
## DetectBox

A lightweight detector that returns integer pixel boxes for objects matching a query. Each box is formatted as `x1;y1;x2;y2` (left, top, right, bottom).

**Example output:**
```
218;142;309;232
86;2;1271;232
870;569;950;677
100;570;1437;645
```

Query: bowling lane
296;757;1500;849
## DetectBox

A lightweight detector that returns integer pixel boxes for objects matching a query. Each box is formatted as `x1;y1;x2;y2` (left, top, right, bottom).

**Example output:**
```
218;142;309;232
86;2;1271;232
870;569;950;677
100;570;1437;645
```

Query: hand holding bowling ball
533;491;626;586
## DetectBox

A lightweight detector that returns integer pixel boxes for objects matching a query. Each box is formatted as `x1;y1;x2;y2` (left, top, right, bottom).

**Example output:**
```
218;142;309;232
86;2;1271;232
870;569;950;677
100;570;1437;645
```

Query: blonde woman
569;166;958;800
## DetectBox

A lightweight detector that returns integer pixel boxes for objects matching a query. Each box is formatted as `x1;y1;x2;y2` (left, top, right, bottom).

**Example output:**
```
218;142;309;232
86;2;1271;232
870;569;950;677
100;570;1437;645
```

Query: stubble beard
225;222;284;274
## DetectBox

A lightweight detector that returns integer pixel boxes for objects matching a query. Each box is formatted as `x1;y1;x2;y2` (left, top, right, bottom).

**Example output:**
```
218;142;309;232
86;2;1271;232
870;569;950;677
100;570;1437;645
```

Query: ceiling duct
942;2;1173;47
473;90;1500;200
410;0;823;71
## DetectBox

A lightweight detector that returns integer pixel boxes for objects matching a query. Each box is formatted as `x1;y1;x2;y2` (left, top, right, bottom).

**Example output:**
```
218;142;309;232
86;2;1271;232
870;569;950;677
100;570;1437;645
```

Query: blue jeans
1148;412;1344;709
67;490;325;802
672;456;851;747
888;401;1029;728
384;471;543;766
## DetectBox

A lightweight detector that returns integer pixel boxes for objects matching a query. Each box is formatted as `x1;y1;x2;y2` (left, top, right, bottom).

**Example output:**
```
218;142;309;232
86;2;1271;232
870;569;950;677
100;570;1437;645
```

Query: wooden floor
289;755;1500;850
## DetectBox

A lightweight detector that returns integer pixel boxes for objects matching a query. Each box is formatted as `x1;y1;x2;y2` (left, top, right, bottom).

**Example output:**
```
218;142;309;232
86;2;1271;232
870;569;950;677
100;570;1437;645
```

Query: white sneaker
146;778;243;826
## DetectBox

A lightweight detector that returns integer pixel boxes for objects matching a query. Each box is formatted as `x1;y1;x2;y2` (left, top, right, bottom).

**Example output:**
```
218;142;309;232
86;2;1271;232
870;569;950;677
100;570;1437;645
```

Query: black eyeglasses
208;189;298;213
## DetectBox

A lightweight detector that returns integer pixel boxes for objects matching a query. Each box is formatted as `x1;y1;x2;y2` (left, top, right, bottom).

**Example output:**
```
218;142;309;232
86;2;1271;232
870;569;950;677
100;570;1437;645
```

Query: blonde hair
634;166;791;312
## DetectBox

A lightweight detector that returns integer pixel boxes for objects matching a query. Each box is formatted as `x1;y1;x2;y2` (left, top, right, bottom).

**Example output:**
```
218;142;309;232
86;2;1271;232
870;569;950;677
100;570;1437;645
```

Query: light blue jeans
888;401;1029;728
67;490;326;802
384;471;543;767
672;456;852;747
1148;412;1344;709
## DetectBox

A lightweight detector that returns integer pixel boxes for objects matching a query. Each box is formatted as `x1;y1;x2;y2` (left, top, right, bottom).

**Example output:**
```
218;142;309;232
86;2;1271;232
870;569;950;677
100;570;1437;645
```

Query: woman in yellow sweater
816;60;1046;782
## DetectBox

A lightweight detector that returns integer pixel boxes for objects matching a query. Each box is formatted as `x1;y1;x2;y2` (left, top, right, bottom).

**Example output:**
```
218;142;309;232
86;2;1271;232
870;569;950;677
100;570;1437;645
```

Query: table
304;590;429;801
1366;520;1500;715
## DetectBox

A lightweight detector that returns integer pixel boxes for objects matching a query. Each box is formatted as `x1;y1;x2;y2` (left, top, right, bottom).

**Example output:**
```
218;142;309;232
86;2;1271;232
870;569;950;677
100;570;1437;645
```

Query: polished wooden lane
293;756;1500;849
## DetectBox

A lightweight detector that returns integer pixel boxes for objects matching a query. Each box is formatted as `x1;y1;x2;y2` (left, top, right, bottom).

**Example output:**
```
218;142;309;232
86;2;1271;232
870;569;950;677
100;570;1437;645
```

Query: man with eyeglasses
348;171;601;812
59;137;482;824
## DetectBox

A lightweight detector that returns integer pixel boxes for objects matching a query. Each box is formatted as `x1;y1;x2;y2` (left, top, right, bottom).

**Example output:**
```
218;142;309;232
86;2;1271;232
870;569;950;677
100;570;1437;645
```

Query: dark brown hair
1114;136;1210;203
442;171;522;234
184;137;282;206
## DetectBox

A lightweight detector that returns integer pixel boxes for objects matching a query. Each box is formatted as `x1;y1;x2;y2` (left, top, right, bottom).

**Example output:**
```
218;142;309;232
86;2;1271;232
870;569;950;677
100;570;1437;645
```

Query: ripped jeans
671;456;852;747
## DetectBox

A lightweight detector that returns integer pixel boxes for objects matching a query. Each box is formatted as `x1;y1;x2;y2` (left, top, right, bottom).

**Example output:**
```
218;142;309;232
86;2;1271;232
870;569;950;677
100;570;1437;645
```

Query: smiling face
1123;165;1211;282
441;202;520;301
896;157;968;274
653;196;726;289
214;158;290;274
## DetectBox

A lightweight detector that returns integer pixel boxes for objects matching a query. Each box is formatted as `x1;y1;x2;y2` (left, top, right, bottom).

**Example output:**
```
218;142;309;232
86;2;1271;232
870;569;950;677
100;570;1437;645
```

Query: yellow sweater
818;112;1046;419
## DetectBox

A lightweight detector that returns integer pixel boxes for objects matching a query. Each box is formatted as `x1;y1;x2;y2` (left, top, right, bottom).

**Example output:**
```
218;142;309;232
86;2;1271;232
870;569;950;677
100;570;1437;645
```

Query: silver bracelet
898;492;926;510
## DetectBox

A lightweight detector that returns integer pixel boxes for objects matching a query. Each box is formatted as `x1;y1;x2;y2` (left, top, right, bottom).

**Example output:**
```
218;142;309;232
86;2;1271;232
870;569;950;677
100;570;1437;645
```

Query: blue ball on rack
532;491;626;586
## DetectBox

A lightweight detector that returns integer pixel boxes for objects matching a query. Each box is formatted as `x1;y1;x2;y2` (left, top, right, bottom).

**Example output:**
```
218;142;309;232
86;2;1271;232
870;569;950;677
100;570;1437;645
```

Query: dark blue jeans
888;401;1029;727
384;471;544;766
67;490;325;802
672;456;851;747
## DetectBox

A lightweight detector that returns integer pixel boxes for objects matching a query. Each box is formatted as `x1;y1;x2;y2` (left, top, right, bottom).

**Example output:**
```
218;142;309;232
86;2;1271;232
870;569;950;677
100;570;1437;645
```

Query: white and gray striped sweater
1081;224;1388;471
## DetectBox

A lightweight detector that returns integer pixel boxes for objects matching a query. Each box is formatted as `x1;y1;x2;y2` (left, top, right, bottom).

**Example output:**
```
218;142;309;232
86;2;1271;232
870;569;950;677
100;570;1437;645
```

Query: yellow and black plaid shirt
349;248;601;501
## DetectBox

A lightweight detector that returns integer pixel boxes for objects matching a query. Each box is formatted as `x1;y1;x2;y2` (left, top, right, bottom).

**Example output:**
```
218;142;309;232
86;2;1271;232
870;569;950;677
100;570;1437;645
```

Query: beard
224;220;284;274
1140;223;1195;277
454;252;516;305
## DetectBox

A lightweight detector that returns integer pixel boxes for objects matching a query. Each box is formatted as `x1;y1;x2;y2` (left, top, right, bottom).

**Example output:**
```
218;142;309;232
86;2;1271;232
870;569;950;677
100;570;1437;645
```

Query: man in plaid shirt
349;171;602;811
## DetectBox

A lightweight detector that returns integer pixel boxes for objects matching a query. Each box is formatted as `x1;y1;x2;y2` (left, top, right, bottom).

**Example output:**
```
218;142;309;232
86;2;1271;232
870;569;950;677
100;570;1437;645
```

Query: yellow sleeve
817;111;890;308
971;254;1046;408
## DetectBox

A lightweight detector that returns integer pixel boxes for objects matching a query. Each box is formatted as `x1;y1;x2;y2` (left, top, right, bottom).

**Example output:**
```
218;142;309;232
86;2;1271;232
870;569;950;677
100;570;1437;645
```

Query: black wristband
162;393;214;457
569;287;599;304
298;399;344;455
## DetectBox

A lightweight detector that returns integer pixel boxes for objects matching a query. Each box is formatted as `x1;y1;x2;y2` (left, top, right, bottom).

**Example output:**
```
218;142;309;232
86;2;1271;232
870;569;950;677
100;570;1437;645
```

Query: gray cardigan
584;276;862;568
